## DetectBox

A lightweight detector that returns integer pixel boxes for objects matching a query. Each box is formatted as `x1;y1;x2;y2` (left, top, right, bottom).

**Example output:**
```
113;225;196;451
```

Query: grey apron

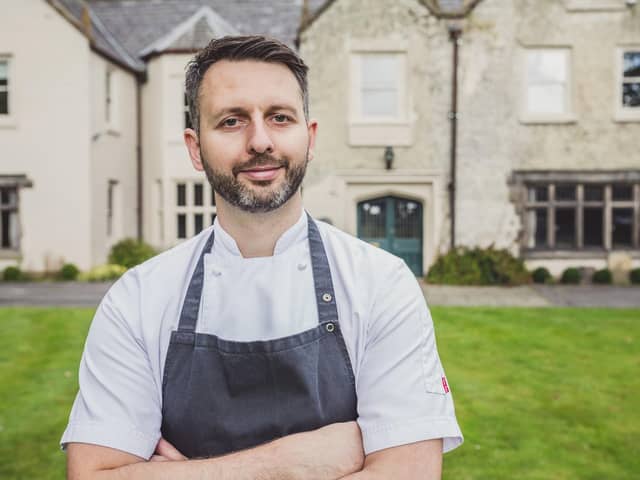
160;214;358;458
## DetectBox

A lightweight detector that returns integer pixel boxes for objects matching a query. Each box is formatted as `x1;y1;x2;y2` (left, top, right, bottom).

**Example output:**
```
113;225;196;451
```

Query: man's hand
67;421;364;480
149;437;187;462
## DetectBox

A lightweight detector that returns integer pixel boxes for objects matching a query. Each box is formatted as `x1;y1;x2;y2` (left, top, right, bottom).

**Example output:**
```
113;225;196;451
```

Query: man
62;35;462;479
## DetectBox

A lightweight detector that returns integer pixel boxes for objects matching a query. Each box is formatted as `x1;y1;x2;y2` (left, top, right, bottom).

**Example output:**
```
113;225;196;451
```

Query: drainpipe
448;24;462;250
136;75;143;241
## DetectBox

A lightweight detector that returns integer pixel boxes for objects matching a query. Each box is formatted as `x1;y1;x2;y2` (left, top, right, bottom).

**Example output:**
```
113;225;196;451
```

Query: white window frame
105;65;120;133
347;37;412;147
0;185;20;252
0;55;16;128
614;46;640;122
520;47;576;124
174;180;217;242
350;52;407;124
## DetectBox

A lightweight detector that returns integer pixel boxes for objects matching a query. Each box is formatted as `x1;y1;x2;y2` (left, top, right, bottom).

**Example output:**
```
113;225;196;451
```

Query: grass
0;307;638;479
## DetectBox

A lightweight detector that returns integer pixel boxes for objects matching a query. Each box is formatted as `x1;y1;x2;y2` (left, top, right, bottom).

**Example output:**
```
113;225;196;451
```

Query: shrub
79;264;127;282
426;246;530;286
630;268;640;285
58;263;79;281
560;267;581;285
108;238;156;269
531;267;552;284
591;268;612;285
2;266;23;281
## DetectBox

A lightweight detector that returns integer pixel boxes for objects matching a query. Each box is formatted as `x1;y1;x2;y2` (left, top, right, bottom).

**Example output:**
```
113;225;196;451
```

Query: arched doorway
357;196;423;276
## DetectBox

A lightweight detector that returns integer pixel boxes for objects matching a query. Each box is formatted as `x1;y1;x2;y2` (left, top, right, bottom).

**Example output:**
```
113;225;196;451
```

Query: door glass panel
358;199;386;237
176;184;186;206
528;186;548;202
177;214;186;239
194;183;203;206
395;200;421;238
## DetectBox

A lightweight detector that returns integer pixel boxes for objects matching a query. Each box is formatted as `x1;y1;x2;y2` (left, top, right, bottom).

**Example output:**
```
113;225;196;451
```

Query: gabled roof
138;6;239;58
48;0;329;76
48;0;146;73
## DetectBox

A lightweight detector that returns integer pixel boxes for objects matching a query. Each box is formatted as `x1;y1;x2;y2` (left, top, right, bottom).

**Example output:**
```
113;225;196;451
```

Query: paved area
0;282;114;307
0;281;639;308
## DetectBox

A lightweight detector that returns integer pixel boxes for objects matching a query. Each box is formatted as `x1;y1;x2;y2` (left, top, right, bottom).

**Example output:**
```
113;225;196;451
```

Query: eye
222;118;238;127
273;114;290;123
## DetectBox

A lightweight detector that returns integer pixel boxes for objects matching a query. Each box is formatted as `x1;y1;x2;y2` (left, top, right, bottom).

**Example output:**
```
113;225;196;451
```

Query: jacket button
326;323;335;333
322;293;332;302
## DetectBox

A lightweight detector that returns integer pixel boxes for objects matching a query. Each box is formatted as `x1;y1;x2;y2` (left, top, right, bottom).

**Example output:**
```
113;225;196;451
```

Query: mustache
232;153;289;176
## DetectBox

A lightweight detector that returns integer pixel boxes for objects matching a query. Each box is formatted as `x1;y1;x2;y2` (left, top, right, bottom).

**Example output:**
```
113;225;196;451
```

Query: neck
215;192;303;258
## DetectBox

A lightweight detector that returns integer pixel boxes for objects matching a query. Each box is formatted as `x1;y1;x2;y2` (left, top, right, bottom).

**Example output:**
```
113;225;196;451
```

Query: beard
200;148;308;213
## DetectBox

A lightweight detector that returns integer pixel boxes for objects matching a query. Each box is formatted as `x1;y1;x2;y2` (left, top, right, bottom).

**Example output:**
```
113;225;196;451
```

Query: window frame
614;46;640;122
520;46;576;124
174;180;217;241
105;64;120;133
513;172;640;256
0;55;16;128
0;183;23;254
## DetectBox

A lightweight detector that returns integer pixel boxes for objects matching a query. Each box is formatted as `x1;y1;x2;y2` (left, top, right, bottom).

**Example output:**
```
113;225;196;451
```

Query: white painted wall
89;53;139;266
0;0;92;272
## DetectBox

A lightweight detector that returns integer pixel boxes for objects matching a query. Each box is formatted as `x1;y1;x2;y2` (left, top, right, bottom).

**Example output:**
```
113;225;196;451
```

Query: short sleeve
60;269;161;459
355;260;463;455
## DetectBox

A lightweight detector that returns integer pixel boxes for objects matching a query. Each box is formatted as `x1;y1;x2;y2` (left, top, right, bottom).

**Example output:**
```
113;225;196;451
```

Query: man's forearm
68;422;364;480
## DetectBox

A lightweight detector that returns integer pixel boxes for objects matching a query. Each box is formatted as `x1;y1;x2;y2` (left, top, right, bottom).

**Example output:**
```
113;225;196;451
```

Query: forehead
199;60;303;113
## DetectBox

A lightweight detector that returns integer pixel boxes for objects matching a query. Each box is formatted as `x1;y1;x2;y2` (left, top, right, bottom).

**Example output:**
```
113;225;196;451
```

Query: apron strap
306;213;339;324
177;228;216;333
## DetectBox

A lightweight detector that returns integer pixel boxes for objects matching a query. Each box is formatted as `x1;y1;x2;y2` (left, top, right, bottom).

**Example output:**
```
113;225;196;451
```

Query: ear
306;119;318;162
184;128;203;171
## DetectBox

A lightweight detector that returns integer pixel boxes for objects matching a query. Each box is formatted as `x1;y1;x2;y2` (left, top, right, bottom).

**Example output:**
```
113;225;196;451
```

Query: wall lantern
384;146;394;170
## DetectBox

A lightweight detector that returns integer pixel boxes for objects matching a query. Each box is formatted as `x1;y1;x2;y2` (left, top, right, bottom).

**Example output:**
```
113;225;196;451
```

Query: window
348;46;411;146
0;60;8;115
522;48;573;121
184;92;193;130
616;48;640;121
106;179;122;238
175;181;217;240
519;176;640;252
353;53;403;121
0;186;19;250
105;66;119;129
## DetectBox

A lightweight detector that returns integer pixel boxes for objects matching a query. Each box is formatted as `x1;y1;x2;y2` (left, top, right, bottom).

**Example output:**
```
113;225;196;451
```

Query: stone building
300;0;640;276
1;0;638;277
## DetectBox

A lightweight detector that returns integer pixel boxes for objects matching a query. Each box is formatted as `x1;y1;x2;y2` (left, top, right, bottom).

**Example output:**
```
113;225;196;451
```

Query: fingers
154;437;187;461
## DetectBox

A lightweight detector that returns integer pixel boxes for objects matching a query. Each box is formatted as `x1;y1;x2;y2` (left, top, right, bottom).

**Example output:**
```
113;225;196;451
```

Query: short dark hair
185;35;309;135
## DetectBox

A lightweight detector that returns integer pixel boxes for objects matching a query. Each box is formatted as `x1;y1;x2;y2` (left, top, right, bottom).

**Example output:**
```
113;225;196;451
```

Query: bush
426;246;530;286
2;266;24;281
560;267;581;285
531;267;552;284
108;238;156;269
630;268;640;285
79;264;127;282
58;263;79;281
591;268;612;285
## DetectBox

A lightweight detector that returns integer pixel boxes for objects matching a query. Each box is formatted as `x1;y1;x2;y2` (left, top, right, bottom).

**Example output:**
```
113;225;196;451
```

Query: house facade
1;0;638;278
300;0;640;276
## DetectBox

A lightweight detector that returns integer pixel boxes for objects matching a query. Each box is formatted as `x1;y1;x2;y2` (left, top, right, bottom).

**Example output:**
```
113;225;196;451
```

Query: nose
246;118;274;155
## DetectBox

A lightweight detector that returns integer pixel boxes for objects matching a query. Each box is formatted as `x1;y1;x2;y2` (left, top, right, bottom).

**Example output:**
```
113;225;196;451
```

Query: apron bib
160;214;358;458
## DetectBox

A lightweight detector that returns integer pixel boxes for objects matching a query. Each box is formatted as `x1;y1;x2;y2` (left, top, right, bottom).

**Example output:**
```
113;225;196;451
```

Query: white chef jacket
61;211;463;459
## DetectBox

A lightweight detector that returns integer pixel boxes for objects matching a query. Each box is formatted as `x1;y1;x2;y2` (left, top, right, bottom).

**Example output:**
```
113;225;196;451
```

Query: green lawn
0;307;638;479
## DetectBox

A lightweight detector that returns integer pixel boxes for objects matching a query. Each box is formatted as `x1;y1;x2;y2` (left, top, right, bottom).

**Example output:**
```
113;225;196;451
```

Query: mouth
238;165;284;181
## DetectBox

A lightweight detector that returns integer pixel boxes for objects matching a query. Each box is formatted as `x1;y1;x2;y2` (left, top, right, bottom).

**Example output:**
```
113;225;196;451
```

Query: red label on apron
442;376;450;393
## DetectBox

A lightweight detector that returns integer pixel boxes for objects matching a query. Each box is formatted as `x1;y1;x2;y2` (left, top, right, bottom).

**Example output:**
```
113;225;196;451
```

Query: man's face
187;60;316;213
